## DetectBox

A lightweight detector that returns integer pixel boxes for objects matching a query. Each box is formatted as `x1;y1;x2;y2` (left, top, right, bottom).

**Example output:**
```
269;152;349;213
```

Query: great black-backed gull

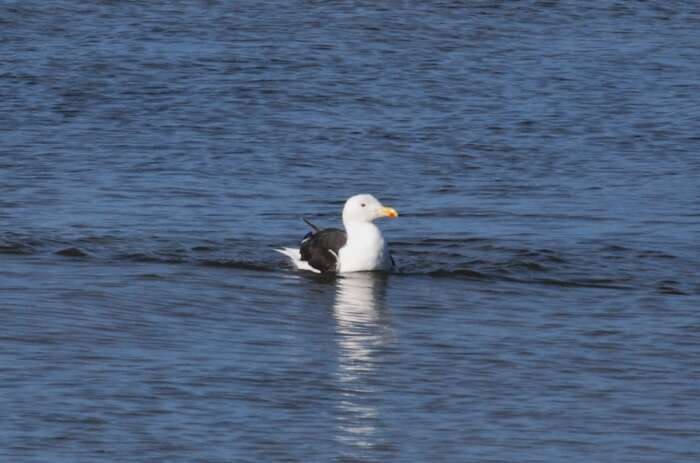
276;194;398;273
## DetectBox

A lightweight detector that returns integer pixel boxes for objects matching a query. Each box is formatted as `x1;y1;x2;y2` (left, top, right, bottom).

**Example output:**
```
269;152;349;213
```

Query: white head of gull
276;194;398;274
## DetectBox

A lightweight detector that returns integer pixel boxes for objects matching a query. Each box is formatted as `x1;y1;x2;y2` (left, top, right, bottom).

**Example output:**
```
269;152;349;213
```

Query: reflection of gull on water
332;272;393;450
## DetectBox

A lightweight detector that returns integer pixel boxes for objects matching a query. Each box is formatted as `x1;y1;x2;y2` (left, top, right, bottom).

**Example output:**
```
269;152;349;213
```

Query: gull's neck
343;220;381;241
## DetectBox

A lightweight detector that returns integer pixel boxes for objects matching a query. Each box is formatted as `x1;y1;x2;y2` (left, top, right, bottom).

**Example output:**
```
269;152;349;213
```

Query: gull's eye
361;203;366;207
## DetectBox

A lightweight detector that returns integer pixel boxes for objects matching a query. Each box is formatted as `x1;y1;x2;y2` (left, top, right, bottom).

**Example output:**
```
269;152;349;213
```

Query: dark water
2;1;700;461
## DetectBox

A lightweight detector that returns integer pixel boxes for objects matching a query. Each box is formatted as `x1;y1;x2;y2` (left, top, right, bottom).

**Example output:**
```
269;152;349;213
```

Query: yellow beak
380;206;399;219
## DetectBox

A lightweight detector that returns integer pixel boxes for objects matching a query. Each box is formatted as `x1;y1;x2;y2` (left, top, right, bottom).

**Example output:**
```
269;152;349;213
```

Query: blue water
2;2;699;462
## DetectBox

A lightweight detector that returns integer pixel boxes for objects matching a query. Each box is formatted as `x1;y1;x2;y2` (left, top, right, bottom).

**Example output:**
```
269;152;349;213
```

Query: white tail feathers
274;247;321;273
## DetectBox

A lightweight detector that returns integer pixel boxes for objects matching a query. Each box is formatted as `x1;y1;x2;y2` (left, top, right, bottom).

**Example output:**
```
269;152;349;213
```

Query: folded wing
300;228;347;273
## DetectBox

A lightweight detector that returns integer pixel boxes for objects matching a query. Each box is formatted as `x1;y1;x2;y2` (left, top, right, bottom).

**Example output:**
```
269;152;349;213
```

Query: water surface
1;1;699;462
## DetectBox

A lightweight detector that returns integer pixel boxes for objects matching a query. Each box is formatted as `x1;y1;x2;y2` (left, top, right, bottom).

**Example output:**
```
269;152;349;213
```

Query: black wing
300;228;347;273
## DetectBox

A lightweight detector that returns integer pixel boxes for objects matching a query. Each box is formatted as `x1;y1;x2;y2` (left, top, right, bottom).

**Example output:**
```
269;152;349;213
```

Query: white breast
337;222;391;273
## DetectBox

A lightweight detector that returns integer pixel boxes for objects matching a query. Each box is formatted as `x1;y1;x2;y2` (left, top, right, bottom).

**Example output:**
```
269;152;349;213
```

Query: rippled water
2;1;699;462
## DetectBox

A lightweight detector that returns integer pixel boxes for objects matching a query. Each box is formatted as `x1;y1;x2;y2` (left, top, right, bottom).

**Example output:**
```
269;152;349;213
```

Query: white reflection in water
332;272;393;450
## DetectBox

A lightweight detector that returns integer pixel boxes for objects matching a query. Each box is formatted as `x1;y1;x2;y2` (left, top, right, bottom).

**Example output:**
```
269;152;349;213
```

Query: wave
2;233;696;295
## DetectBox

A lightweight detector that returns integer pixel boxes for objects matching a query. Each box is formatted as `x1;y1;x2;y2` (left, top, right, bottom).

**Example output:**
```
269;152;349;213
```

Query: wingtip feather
302;217;320;232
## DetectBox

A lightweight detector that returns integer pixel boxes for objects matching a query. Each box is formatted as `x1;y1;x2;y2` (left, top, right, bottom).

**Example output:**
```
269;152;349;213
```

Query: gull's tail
274;247;321;273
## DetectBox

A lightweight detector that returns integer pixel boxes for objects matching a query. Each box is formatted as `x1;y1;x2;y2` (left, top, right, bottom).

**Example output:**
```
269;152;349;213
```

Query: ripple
199;259;276;272
55;247;90;258
0;242;35;255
